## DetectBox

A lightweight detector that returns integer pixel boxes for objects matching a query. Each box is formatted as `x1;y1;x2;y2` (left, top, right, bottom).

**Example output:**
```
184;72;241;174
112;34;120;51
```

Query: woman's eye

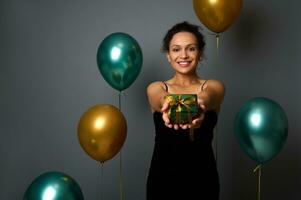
172;48;180;52
189;47;196;51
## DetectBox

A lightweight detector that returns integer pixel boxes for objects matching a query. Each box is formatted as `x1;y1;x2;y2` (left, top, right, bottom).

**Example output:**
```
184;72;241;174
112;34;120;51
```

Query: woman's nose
180;50;188;58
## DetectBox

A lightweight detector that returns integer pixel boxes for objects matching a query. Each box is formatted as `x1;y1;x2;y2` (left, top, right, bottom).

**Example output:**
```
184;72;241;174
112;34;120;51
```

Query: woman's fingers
199;104;206;112
197;98;206;112
173;124;179;130
162;105;173;128
161;101;169;112
165;122;173;128
190;116;203;128
192;118;201;125
162;101;173;128
181;124;189;129
162;112;170;124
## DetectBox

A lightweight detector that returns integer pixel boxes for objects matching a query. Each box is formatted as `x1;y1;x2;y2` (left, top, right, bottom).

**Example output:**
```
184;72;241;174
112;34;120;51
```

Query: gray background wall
1;0;300;199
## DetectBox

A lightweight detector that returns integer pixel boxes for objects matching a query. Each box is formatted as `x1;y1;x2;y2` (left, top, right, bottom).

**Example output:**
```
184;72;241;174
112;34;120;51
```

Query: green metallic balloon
97;32;143;91
234;97;288;164
24;171;84;200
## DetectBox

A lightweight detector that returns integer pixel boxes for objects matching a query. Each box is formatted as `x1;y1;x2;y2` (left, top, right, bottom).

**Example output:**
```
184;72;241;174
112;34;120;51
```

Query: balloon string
119;91;122;111
118;91;124;200
216;34;220;57
119;151;124;200
100;162;104;200
118;91;127;110
204;31;220;56
253;165;262;200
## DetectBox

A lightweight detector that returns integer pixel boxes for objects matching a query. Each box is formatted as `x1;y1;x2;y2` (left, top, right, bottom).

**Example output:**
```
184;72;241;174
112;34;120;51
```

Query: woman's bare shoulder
146;81;168;113
146;81;166;95
204;79;225;91
147;81;165;88
147;81;164;90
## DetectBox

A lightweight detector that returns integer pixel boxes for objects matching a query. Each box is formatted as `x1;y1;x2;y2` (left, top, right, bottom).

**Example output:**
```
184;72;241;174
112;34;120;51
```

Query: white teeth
178;61;190;66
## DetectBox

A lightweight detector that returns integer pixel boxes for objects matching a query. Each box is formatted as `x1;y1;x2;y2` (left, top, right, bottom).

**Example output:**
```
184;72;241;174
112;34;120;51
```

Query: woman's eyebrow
170;43;197;47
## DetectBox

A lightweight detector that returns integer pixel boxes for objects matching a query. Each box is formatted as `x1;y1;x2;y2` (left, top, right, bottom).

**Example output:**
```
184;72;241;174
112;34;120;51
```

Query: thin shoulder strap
162;82;168;92
201;80;208;91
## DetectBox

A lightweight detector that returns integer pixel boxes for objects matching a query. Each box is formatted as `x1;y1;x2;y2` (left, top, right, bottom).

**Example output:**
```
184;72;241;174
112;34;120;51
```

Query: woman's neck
170;73;201;86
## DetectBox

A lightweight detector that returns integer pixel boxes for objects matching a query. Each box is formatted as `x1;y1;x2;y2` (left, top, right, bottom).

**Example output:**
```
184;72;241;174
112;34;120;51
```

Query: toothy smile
178;61;191;67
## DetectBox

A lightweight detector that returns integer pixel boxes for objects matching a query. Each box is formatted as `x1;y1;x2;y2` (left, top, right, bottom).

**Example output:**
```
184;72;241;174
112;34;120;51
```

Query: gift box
164;94;199;124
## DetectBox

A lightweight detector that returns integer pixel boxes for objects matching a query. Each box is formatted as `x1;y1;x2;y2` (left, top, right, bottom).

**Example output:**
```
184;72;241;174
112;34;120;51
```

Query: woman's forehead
170;32;198;46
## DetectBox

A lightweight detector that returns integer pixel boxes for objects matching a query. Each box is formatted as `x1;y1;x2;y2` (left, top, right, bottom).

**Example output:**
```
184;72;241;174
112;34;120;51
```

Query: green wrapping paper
164;94;199;124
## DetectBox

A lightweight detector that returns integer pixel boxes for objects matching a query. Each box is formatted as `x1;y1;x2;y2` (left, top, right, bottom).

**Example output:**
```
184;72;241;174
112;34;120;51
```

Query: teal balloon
24;171;84;200
234;97;288;164
97;32;143;91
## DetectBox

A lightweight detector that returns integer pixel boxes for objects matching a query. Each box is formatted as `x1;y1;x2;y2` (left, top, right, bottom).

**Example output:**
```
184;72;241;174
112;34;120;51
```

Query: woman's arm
146;81;168;112
181;79;225;129
146;81;173;128
198;79;225;113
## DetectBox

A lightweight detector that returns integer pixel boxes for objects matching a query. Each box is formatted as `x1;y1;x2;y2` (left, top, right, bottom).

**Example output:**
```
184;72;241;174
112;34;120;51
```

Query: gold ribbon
165;95;197;141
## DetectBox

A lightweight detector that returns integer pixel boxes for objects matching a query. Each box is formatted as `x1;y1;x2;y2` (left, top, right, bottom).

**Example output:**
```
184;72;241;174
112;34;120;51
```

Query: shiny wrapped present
164;94;199;124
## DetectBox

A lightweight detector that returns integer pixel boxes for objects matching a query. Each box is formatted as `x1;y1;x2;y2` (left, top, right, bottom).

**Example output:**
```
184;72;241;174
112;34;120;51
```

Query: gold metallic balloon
77;104;127;163
193;0;243;33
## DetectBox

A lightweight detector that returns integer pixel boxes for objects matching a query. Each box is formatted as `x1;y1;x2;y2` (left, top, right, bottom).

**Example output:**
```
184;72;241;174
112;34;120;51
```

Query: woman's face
166;31;201;75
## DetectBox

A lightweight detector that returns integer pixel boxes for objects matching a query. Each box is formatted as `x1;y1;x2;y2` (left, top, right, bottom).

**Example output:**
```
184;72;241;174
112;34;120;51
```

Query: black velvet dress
146;110;220;200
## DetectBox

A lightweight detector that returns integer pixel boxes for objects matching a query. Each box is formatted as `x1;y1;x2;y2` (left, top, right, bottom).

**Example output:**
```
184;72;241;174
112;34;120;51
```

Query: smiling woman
146;21;225;200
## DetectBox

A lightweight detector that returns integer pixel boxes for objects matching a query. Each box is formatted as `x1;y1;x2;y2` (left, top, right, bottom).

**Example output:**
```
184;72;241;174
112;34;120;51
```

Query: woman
146;21;225;200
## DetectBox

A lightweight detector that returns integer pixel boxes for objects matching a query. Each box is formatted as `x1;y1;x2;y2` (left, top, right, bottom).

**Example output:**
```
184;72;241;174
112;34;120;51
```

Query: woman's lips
178;61;191;67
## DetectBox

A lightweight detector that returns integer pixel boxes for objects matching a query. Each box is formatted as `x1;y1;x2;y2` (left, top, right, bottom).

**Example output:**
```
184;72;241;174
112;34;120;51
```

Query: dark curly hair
162;21;205;54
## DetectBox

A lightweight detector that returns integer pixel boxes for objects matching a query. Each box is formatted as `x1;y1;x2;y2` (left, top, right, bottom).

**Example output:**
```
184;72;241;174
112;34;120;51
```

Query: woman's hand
161;101;174;129
179;99;206;129
162;98;207;130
